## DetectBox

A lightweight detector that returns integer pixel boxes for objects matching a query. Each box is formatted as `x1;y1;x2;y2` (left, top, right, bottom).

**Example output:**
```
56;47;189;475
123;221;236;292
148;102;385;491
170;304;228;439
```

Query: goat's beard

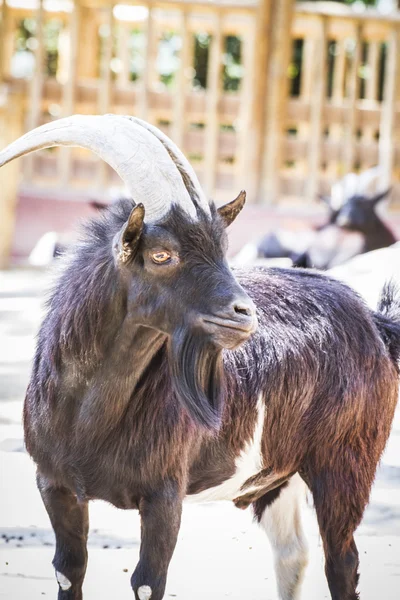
169;328;225;430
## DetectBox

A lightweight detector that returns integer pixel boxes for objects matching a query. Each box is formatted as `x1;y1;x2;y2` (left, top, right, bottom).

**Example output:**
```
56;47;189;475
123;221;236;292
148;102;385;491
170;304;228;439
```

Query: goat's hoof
57;589;82;600
137;585;152;600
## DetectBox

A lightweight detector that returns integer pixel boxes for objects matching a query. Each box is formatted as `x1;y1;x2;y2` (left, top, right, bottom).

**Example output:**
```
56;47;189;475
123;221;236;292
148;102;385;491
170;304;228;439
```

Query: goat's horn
124;116;210;215
356;166;384;198
0;114;198;222
331;173;356;210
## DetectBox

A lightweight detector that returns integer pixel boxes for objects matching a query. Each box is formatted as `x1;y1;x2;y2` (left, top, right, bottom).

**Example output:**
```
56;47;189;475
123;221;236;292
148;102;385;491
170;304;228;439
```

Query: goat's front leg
131;481;183;600
37;473;89;600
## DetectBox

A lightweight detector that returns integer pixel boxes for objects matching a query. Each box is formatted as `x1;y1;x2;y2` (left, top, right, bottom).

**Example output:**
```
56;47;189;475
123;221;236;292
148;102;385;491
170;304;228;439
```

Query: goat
234;168;396;270
298;168;396;269
1;115;400;600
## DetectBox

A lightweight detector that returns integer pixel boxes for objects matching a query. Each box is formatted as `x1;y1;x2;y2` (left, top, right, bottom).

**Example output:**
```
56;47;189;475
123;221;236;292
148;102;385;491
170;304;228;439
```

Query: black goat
298;187;395;269
234;168;396;270
1;116;400;600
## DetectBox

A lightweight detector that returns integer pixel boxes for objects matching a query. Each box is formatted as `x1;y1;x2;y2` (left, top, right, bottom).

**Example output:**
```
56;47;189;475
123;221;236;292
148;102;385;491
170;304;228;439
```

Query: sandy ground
0;263;400;600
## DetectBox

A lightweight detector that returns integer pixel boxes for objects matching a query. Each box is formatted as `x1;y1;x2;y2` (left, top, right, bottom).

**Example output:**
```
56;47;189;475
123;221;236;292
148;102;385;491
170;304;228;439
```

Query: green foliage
193;33;243;92
193;33;210;89
223;36;243;92
16;18;62;77
158;31;180;88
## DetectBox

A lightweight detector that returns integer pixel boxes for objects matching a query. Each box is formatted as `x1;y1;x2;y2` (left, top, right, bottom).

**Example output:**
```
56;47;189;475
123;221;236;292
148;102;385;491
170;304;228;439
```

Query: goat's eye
151;251;171;264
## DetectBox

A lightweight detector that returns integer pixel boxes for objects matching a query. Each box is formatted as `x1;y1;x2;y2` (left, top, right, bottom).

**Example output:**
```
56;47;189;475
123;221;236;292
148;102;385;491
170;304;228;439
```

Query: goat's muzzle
198;297;258;350
336;213;352;229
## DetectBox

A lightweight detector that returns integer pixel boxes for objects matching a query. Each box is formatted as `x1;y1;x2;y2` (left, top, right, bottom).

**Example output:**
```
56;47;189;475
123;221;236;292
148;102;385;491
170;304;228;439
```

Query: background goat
298;168;396;269
1;115;400;600
234;167;396;270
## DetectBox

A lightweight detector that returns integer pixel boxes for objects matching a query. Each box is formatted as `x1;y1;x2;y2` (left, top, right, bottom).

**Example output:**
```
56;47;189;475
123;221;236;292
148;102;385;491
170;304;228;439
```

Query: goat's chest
186;394;266;504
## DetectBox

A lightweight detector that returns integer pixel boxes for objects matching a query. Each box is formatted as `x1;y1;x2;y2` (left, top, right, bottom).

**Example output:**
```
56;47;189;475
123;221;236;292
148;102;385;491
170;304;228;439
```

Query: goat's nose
233;302;254;318
229;297;257;330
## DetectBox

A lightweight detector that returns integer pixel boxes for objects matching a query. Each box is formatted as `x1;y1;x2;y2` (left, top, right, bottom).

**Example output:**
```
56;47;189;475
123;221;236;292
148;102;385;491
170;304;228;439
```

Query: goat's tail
375;281;400;365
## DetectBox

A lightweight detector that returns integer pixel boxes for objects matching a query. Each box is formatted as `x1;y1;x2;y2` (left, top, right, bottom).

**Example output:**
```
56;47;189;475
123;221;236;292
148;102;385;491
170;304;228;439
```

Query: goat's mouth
198;314;258;349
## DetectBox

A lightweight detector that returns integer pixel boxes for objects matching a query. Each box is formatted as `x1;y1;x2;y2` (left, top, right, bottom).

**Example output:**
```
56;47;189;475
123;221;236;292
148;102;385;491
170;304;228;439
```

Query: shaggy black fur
24;197;400;600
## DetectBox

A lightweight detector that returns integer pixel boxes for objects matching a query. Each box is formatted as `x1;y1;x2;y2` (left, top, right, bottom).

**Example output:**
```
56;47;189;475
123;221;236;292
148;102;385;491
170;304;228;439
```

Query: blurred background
0;0;399;266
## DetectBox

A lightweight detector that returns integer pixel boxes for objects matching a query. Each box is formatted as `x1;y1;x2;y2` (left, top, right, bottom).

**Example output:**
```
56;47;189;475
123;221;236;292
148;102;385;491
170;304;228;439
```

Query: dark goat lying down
1;115;400;600
234;167;396;270
298;168;396;269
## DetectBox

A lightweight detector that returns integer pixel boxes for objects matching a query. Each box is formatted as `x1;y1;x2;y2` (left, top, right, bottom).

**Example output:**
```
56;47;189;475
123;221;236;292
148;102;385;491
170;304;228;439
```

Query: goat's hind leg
253;474;308;600
37;473;89;600
302;462;368;600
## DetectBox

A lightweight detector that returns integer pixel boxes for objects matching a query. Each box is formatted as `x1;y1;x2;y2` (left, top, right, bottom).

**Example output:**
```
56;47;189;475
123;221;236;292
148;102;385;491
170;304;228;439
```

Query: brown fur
23;200;400;600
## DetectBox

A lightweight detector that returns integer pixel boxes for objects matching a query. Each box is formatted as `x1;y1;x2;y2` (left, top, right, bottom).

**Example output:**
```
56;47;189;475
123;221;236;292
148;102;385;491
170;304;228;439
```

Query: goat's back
227;267;399;476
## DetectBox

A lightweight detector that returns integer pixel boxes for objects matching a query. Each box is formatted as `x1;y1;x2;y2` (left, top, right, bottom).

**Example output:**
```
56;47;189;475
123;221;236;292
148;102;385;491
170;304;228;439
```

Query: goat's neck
77;323;166;437
362;218;396;252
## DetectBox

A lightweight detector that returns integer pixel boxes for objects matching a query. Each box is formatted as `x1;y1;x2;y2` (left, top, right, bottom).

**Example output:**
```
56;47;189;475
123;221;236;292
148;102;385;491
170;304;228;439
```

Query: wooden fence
0;0;399;264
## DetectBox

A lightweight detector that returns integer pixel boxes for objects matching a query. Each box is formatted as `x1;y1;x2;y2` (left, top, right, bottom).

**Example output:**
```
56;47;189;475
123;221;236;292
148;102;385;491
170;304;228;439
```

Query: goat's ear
113;203;145;264
218;190;246;228
371;188;391;206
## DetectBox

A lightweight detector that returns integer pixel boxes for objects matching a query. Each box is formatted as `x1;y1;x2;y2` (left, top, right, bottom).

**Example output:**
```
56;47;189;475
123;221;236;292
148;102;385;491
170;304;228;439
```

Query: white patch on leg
186;394;265;502
56;571;72;591
138;585;152;600
259;475;308;600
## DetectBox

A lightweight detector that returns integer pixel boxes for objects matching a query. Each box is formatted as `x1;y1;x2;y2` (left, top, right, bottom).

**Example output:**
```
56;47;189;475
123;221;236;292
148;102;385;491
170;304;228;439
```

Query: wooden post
261;0;296;204
333;39;346;102
379;26;399;190
329;37;347;177
0;1;14;82
305;17;327;201
365;40;379;103
140;4;156;121
0;0;9;82
301;38;315;101
204;11;223;197
298;37;315;175
98;4;114;188
98;4;114;114
171;10;191;149
25;0;45;182
361;39;380;170
0;93;24;268
342;22;362;173
78;5;99;79
59;0;80;186
236;19;256;191
117;21;130;85
244;0;272;202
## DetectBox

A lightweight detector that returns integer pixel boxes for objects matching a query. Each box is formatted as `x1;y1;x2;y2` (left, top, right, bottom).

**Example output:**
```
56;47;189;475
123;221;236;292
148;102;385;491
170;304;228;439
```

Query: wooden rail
0;0;399;239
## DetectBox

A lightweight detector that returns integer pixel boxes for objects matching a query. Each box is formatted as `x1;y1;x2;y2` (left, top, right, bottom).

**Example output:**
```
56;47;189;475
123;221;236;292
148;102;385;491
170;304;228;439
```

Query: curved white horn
124;116;211;217
356;166;384;197
331;173;358;210
0;114;197;222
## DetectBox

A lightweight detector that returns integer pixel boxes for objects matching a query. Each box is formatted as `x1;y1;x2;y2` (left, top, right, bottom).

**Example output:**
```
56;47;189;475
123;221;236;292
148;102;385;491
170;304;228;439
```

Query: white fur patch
260;475;308;600
186;394;265;502
56;571;72;591
138;585;152;600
